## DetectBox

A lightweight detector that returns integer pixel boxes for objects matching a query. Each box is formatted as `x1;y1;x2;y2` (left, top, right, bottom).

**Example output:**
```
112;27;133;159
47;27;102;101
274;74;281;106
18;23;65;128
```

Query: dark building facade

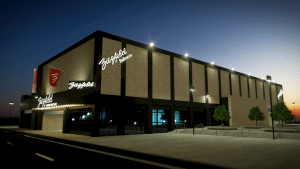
19;30;284;137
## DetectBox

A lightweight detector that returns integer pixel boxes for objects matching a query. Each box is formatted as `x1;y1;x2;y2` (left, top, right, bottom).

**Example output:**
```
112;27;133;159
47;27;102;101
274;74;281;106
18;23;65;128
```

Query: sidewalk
1;126;300;169
173;124;300;140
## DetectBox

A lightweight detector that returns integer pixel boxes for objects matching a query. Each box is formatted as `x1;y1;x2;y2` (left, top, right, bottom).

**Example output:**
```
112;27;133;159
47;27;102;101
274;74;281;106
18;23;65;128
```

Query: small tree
270;102;295;128
248;107;265;126
212;105;231;125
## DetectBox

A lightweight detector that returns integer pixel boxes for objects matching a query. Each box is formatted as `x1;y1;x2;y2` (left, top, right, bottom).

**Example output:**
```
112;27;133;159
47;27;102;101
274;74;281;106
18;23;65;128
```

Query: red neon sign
32;68;37;93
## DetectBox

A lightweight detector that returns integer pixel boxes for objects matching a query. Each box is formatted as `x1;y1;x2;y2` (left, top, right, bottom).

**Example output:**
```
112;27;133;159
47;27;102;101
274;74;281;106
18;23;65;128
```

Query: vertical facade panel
42;38;95;96
220;70;230;98
257;81;263;100
241;75;248;98
152;52;171;100
207;67;219;104
249;78;256;99
192;62;205;103
174;57;189;102
101;37;122;96
271;84;277;106
231;73;239;97
125;44;148;98
264;82;270;104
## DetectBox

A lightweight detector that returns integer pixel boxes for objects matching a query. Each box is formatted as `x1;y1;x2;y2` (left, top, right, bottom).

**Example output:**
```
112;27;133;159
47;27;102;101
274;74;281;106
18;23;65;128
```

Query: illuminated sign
37;94;54;108
32;68;37;93
277;89;283;100
69;81;95;90
98;48;133;70
46;103;57;107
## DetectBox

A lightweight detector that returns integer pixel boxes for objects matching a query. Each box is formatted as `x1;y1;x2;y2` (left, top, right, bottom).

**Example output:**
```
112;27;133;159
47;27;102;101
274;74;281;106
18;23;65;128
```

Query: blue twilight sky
0;0;299;118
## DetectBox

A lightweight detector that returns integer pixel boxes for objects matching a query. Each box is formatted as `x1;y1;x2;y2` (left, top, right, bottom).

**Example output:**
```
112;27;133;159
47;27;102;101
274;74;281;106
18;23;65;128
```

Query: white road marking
7;142;14;145
35;152;54;162
24;135;185;169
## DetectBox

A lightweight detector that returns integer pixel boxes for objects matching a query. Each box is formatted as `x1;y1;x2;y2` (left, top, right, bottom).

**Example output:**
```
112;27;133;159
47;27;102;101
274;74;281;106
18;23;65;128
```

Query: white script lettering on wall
37;94;53;108
69;82;95;89
98;48;133;70
277;89;283;100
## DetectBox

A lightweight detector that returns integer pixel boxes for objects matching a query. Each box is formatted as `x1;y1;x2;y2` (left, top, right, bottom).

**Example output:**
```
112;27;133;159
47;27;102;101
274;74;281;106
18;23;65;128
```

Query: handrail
194;123;203;135
176;123;185;133
242;125;249;137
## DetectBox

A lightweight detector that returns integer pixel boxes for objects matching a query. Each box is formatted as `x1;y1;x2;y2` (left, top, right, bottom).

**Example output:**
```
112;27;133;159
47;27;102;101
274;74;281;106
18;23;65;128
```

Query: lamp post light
293;102;295;124
9;102;14;127
266;75;275;140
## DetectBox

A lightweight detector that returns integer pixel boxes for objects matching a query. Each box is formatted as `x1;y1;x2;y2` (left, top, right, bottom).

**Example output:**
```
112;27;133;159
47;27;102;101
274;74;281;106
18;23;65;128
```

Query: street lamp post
293;102;295;124
266;75;275;140
9;102;14;127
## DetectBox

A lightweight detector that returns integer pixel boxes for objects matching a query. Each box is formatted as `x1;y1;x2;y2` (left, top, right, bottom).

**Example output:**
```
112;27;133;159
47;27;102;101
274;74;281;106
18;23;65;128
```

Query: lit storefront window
175;111;186;125
152;109;167;126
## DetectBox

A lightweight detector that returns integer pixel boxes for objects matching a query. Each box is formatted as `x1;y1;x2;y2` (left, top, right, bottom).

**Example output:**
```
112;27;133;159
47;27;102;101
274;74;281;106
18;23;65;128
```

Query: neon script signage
277;89;283;100
98;48;133;70
37;94;53;108
69;81;95;90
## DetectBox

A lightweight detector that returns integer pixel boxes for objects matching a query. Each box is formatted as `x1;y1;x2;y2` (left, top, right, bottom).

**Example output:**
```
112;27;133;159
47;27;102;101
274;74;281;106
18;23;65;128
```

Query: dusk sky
0;0;299;119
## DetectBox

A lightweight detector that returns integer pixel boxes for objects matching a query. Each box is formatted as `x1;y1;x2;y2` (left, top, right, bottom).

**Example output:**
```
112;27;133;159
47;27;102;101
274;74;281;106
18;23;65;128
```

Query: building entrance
125;109;144;135
99;107;117;136
152;109;168;133
193;110;207;127
69;107;93;136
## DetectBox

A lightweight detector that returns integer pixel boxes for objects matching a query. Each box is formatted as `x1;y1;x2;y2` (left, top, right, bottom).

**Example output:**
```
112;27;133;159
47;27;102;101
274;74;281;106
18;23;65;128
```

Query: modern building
19;30;284;137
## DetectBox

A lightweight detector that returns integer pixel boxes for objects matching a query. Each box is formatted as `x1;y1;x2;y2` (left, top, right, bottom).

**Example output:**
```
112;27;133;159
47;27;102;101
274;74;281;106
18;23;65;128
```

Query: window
175;111;185;125
152;109;167;126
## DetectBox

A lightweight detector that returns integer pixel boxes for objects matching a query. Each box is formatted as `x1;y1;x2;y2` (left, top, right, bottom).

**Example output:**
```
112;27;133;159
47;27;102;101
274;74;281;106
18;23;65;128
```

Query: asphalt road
0;129;228;168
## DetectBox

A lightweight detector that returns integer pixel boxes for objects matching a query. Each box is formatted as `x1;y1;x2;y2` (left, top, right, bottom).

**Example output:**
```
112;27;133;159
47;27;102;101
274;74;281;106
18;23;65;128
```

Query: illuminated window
152;109;167;126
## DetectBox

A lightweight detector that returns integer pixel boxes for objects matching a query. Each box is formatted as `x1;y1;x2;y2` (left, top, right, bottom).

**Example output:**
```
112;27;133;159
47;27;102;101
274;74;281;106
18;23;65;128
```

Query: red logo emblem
49;68;61;87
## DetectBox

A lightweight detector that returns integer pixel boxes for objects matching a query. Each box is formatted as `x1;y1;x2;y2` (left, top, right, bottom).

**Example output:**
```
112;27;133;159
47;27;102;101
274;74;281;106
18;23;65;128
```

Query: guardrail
176;123;185;133
193;123;203;135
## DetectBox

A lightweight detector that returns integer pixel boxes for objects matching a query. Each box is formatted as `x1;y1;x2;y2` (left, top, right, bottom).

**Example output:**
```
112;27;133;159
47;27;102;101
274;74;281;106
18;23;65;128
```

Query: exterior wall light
211;61;214;65
134;122;136;125
82;115;85;119
184;120;186;122
110;120;112;122
87;112;90;115
72;118;75;121
206;92;209;97
35;96;38;99
190;86;195;92
175;119;176;122
185;53;188;57
150;42;154;47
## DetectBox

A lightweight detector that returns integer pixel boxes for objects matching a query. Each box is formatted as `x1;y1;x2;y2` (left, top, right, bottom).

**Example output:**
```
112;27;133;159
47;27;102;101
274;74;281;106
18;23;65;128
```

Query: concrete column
63;108;70;133
187;107;193;128
37;111;44;130
145;105;153;134
169;106;175;131
91;105;100;137
30;110;37;130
